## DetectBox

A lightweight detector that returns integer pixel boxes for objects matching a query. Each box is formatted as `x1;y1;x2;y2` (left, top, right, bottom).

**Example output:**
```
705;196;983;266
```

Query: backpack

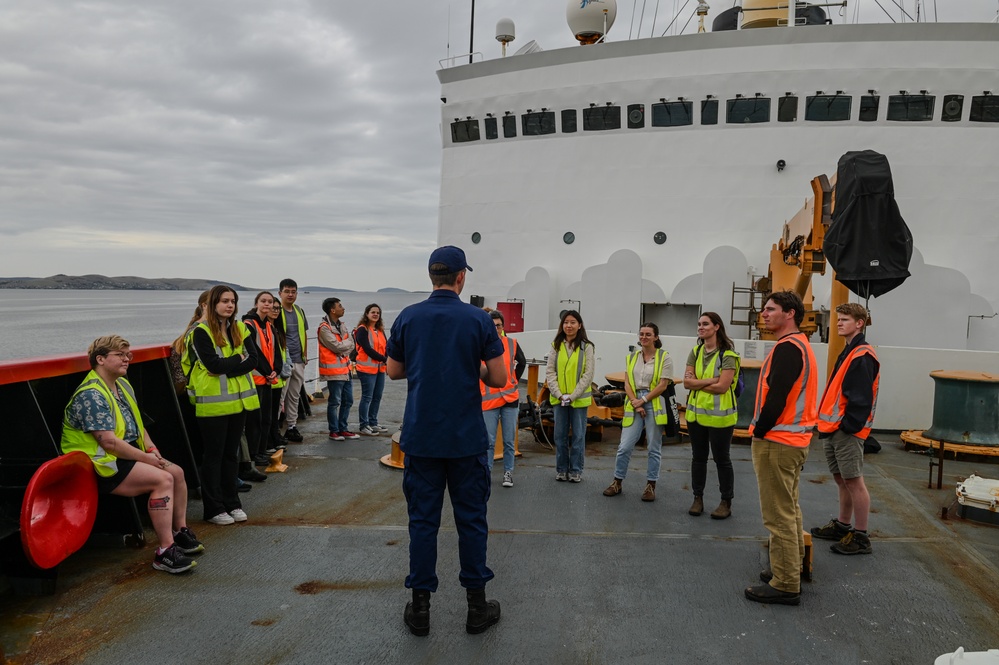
733;356;744;398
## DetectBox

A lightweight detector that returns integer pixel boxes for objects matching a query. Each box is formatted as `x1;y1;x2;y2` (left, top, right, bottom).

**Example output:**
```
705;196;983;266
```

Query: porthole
471;232;481;244
654;232;667;245
563;232;575;245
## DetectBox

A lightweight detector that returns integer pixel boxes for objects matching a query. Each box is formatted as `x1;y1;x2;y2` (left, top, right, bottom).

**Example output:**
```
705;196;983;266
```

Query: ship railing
439;52;484;69
0;345;198;592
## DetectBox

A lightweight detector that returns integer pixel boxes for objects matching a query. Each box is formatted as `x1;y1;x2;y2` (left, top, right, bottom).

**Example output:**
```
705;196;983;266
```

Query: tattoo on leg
149;496;171;510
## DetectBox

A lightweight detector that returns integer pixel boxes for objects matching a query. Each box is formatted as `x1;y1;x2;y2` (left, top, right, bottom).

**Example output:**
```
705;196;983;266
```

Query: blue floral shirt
66;387;140;444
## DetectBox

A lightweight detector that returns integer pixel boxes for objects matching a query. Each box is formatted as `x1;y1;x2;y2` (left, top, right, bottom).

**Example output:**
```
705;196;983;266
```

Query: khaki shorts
823;429;865;479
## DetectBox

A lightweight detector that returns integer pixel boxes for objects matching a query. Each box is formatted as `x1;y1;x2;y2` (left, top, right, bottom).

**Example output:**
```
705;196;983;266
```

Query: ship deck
3;378;998;664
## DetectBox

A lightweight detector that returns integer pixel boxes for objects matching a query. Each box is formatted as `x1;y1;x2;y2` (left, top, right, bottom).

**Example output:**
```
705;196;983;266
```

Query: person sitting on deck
61;335;202;574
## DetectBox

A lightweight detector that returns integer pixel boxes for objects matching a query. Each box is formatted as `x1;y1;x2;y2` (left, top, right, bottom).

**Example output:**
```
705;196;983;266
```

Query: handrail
0;344;170;386
439;52;484;69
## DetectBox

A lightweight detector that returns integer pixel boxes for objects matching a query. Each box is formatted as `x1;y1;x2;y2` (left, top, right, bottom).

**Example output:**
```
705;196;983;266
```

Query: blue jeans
403;453;494;592
614;398;663;482
357;371;385;428
326;379;353;433
553;404;587;475
483;402;518;473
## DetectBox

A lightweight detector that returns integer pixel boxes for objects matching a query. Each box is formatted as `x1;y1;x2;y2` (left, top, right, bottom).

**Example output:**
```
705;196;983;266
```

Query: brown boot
710;499;732;520
641;481;656;502
688;495;704;516
603;478;623;496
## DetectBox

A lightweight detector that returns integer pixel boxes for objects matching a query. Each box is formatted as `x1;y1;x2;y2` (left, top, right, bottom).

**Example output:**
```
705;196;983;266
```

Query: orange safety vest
246;318;276;387
355;327;387;374
749;332;818;448
817;344;880;439
481;336;519;410
318;319;352;379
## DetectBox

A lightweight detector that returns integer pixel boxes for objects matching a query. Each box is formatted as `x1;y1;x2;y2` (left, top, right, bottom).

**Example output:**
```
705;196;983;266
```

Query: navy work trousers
403;453;494;592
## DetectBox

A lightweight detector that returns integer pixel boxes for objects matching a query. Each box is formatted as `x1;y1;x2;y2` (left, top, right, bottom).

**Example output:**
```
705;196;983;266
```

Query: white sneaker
502;472;514;488
359;426;376;435
207;513;234;525
229;508;248;522
373;425;389;432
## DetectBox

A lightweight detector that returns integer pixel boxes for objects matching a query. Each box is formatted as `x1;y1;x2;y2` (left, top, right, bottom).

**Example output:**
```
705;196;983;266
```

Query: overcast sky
1;1;994;291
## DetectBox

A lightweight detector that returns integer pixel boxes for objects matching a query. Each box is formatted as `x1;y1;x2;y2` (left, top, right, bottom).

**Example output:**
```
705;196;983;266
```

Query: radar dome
567;0;617;45
496;18;515;43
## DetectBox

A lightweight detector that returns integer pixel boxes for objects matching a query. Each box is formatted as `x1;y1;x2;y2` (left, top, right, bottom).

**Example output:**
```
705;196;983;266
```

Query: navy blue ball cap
428;245;473;274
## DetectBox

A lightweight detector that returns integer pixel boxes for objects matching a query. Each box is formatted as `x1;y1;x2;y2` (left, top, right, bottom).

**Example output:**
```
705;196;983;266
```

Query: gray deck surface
3;378;998;665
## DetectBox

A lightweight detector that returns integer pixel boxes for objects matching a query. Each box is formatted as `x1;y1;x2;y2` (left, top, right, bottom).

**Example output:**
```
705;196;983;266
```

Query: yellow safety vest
549;342;592;408
60;371;147;477
685;346;740;428
188;321;261;417
622;349;670;427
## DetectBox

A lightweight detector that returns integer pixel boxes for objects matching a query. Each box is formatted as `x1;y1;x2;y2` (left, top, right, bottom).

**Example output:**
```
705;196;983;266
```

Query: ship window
859;95;879;121
562;109;578;133
701;99;718;125
503;115;517;137
969;95;999;123
941;95;964;122
484;117;498;140
886;94;934;121
522;111;556;136
778;96;798;122
450;119;480;143
652;101;693;127
583;105;621;131
805;94;852;121
726;97;771;124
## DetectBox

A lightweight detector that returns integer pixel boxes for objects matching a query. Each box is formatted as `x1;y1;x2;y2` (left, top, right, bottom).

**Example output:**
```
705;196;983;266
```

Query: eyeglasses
106;351;133;361
495;323;503;328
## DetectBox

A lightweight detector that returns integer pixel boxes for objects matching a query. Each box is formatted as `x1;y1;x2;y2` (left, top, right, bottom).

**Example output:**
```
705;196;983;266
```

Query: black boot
465;588;500;634
404;589;431;636
238;462;267;482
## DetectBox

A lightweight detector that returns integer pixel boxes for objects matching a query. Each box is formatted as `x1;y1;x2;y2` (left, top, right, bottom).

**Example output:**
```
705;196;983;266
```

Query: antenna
496;18;515;57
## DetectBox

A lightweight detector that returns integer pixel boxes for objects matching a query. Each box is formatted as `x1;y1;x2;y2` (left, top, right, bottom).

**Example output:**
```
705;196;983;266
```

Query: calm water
0;290;427;361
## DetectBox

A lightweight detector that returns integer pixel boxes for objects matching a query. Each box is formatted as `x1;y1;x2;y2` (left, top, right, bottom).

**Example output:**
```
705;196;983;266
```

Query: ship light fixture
654;232;667;245
776;159;786;172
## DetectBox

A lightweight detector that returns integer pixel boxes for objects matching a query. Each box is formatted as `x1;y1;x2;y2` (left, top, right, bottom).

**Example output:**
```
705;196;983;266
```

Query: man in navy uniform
387;246;507;636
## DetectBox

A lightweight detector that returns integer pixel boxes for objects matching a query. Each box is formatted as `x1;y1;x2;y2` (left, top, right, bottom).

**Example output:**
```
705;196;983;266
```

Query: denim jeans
553;404;587;475
688;420;735;499
357;371;385;428
326;379;354;433
483;402;518;473
614;400;662;482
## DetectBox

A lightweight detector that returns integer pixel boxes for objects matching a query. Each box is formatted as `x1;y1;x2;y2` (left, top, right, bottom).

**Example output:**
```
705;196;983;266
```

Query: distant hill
0;274;249;291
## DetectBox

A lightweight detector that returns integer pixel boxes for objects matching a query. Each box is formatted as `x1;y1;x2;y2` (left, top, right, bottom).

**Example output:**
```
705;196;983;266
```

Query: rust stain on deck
294;579;396;594
251;618;278;626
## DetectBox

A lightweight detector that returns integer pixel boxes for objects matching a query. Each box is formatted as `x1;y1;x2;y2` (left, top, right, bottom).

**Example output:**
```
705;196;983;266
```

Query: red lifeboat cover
20;451;98;569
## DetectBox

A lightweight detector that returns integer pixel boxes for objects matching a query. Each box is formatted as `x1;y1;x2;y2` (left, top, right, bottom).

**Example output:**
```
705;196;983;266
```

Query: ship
435;1;999;429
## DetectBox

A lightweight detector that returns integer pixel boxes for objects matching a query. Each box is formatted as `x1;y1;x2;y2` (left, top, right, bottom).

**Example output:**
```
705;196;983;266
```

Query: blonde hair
88;335;130;369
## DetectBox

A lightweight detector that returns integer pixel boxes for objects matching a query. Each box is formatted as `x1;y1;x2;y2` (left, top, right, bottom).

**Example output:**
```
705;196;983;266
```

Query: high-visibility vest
280;304;308;361
622;349;670;427
355;327;387;374
817;344;880;439
318;319;352;379
748;332;818;448
481;336;520;410
60;371;147;477
685;345;740;428
549;341;593;408
272;345;288;390
246;318;276;386
188;321;260;417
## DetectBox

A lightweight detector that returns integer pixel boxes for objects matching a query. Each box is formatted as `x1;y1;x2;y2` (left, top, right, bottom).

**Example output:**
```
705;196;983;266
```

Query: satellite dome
567;0;617;45
496;18;515;43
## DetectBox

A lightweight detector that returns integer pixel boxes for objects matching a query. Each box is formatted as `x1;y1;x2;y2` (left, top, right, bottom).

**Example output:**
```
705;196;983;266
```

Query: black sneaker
284;427;304;443
173;527;204;555
810;518;851;541
153;544;197;573
831;530;873;555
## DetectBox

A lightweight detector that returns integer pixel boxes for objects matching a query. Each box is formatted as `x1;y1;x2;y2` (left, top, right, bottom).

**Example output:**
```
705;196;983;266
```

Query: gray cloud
0;0;994;288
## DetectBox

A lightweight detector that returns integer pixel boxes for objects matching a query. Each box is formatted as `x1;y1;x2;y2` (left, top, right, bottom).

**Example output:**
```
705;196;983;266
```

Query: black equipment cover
824;150;913;298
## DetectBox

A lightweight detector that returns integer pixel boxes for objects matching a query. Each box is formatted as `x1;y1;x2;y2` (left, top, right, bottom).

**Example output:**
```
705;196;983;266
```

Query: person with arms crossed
745;291;818;606
811;303;879;555
387;246;507;637
318;297;359;441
